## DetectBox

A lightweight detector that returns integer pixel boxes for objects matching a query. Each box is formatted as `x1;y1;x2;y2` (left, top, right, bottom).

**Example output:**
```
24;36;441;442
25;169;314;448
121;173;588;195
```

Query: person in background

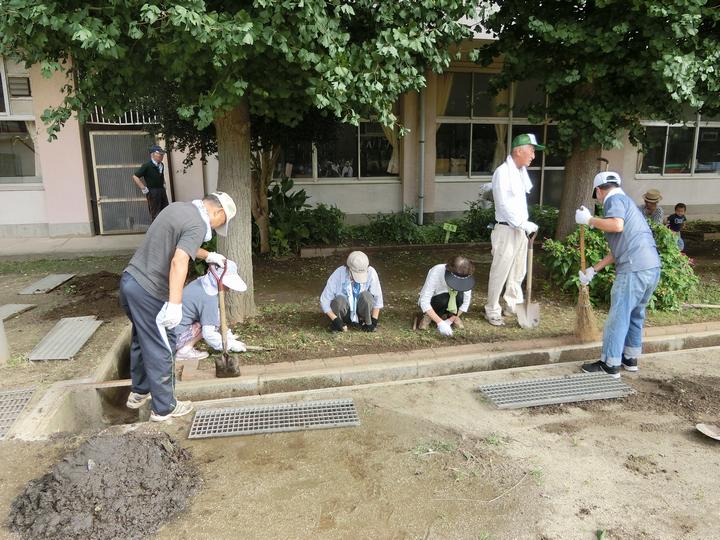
175;260;248;360
416;256;476;337
484;133;543;326
665;202;687;252
575;172;660;378
638;189;664;224
132;144;169;222
320;251;383;333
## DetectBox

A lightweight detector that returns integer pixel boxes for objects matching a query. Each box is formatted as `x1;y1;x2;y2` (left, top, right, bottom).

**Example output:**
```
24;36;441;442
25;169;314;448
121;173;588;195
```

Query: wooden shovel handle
580;225;587;273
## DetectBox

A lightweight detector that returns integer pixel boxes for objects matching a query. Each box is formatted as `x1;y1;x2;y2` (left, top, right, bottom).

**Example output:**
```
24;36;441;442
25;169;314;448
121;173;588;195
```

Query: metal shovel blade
696;423;720;441
214;352;241;378
516;302;540;329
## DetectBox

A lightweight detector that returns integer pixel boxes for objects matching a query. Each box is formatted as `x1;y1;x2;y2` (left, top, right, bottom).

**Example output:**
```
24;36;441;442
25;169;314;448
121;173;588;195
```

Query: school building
1;42;718;238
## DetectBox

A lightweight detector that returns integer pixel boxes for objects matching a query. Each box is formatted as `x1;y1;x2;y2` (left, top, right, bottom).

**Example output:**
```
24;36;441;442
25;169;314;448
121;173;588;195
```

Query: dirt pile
7;429;201;540
43;271;123;321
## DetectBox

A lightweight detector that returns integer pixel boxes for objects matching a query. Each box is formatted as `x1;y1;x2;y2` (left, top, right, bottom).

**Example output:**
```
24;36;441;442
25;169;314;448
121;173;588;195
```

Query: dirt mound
43;271;123;321
8;429;201;540
626;376;720;421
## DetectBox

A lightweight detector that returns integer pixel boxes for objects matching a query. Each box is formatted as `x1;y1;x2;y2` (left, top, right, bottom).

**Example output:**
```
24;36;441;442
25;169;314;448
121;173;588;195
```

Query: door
89;131;168;234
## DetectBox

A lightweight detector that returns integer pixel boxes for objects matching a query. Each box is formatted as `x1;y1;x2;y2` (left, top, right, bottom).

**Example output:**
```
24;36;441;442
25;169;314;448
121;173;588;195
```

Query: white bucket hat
210;191;237;236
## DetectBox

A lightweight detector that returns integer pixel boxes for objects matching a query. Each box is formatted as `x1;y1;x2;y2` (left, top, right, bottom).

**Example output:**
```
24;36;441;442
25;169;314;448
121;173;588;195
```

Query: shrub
305;203;345;246
462;199;495;241
365;207;423;245
267;177;311;256
529;205;559;239
542;220;698;311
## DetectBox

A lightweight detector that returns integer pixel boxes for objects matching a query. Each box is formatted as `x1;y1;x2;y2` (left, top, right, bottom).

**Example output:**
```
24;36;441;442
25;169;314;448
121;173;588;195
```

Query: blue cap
149;145;165;154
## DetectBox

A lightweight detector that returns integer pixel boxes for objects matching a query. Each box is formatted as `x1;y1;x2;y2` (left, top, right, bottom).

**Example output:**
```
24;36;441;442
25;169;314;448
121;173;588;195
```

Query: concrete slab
18;273;75;295
0;304;36;321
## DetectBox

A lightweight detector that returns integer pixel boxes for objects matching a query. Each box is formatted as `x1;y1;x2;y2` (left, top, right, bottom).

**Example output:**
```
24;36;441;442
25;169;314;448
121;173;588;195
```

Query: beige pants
485;224;528;319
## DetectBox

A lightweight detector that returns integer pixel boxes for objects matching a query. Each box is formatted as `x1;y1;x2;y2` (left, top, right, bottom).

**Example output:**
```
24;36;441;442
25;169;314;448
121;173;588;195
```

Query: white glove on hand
575;206;593;226
156;302;183;329
520;221;539;235
206;252;226;268
228;339;246;353
437;319;454;337
141;186;149;195
578;267;596;286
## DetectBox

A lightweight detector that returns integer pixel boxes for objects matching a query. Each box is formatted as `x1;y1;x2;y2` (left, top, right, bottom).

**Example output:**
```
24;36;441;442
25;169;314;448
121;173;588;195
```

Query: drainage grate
477;372;634;409
19;274;76;295
29;316;103;361
0;387;35;440
188;398;360;439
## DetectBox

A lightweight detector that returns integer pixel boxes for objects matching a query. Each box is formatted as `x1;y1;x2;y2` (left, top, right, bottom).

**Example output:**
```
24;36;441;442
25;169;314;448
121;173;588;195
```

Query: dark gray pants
119;272;177;415
331;291;375;325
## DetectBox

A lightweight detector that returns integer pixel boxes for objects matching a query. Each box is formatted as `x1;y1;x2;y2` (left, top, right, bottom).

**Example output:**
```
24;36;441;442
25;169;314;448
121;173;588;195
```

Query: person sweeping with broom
574;171;661;378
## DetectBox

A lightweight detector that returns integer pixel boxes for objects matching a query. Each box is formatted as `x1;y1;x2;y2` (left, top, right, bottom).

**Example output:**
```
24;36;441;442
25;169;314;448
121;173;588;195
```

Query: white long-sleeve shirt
418;263;472;313
492;155;532;228
319;265;384;322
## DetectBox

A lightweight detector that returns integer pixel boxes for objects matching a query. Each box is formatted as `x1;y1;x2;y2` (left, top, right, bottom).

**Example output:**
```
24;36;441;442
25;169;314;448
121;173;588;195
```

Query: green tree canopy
0;0;478;320
479;0;720;238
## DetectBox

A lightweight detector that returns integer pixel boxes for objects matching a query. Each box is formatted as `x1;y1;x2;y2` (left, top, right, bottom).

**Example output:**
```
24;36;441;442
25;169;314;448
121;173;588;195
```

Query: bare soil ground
1;348;719;539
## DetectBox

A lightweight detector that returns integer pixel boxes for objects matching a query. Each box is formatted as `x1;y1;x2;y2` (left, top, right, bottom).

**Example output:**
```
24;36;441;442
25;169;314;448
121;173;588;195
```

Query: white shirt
418;263;472;313
492;155;532;228
319;265;384;322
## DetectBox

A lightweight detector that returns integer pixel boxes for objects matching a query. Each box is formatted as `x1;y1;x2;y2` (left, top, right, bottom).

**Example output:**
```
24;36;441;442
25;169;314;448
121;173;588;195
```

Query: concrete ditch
8;321;720;440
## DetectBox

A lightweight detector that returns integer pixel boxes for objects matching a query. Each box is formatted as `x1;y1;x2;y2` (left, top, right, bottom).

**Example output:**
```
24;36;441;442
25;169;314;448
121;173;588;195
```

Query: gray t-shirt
125;202;206;300
604;193;661;273
174;278;220;337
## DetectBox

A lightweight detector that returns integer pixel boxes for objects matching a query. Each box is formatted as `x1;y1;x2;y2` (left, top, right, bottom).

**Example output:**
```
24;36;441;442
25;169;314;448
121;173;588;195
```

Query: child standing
665;203;687;252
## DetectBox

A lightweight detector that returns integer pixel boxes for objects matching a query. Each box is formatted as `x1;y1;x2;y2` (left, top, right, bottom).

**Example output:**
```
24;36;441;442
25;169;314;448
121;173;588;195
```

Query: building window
277;119;399;180
0;121;37;183
0;60;8;114
638;116;720;175
7;76;31;98
435;72;565;206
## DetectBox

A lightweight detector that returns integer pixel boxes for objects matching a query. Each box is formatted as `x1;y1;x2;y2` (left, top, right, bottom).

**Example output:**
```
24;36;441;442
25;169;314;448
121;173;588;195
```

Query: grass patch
0;256;129;276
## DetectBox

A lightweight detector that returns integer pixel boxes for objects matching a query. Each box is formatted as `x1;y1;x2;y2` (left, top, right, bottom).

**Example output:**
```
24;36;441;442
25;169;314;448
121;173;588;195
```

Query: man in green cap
484;133;544;326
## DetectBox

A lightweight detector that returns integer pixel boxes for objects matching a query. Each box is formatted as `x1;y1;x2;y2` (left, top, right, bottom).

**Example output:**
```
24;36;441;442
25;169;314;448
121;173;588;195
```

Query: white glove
141;186;149;195
156;302;183;329
206;252;226;268
228;339;246;352
575;206;593;226
578;267;596;286
520;221;539;235
437;319;454;337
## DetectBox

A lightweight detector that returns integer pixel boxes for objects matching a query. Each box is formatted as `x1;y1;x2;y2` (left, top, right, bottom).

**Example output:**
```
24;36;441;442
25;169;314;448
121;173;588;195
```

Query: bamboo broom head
575;284;600;342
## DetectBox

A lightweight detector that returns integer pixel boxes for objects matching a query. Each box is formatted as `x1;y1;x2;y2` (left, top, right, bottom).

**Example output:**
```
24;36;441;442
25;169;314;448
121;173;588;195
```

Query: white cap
210;191;236;236
592;171;622;198
221;260;247;291
346;251;369;283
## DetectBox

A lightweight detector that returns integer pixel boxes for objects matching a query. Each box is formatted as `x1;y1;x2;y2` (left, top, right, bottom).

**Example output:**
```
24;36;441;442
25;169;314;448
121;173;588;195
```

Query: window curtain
491;89;509;170
435;73;454;131
381;125;399;174
23;120;40;176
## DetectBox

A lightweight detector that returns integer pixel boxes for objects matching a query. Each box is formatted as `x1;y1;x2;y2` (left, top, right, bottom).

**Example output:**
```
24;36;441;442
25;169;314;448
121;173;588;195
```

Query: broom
574;225;600;342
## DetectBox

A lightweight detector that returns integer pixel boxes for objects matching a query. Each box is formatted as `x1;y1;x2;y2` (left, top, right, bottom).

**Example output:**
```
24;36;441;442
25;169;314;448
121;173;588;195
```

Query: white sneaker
485;314;505;326
175;346;209;361
150;400;194;422
126;392;151;409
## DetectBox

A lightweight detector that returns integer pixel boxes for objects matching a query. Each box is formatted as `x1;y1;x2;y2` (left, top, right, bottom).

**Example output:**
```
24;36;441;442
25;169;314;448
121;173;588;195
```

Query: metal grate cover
0;304;36;321
19;274;76;295
189;398;360;439
478;372;634;409
29;316;103;361
0;387;35;439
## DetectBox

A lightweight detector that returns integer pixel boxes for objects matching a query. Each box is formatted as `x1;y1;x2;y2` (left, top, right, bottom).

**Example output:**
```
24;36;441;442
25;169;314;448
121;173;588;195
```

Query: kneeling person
175;260;248;360
417;256;476;337
320;251;383;332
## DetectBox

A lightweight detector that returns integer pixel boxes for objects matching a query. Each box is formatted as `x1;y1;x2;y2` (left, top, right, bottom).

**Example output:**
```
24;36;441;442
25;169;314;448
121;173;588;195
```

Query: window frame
637;115;720;178
435;70;561;206
275;119;401;183
0;59;10;115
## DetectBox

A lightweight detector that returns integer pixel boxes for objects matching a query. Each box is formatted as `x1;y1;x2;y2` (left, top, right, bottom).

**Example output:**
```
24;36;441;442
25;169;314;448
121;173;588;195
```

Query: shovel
696;423;720;441
516;232;540;329
208;264;241;378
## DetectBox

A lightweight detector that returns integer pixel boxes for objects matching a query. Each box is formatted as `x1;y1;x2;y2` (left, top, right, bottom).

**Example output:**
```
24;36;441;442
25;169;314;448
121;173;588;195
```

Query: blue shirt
603;190;660;273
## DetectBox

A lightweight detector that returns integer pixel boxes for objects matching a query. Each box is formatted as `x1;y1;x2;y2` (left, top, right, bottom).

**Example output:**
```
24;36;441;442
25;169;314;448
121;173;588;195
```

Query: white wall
295;180;402;222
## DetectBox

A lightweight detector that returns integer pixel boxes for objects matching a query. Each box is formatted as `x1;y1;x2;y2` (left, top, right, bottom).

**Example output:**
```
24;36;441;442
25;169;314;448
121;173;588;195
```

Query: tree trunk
555;140;603;240
214;99;256;323
250;144;280;254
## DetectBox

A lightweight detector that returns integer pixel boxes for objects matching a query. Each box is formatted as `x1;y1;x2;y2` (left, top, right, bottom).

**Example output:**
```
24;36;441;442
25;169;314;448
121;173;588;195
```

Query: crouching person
175;260;248;360
320;251;383;332
417;256;476;337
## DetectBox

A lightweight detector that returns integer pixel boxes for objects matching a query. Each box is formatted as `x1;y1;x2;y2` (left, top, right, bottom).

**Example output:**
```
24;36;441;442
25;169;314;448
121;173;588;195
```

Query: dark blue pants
431;292;465;316
119;272;177;415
